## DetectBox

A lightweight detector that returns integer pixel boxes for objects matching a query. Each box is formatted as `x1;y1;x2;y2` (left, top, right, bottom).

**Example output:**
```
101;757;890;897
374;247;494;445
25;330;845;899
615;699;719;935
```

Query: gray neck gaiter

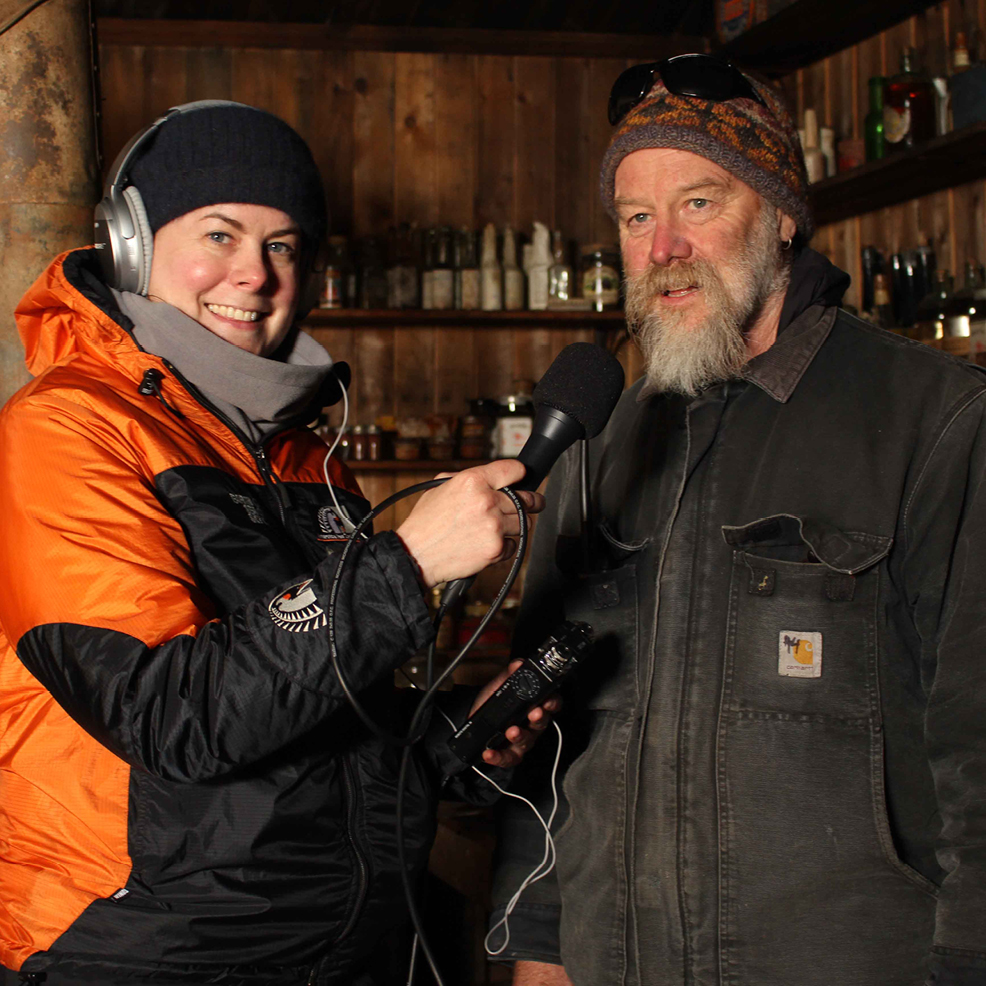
113;290;334;444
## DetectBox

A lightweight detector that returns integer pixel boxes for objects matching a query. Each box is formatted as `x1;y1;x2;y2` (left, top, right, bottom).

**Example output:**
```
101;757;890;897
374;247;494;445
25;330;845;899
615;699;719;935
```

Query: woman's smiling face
147;203;302;358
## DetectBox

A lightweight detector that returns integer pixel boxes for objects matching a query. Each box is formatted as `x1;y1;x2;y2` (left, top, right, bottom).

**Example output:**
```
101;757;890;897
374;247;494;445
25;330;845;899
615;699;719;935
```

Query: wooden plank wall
780;0;986;311
97;40;650;531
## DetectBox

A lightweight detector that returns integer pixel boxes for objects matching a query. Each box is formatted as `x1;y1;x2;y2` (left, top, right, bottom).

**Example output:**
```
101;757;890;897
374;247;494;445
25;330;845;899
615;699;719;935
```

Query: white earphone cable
321;368;358;534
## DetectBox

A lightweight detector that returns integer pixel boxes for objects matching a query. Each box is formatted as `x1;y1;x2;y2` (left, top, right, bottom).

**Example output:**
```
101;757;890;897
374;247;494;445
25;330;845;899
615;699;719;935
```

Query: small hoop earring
782;238;793;251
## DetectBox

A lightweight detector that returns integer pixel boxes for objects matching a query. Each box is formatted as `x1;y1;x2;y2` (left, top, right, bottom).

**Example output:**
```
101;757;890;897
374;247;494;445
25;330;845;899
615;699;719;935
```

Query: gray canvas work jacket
491;250;986;986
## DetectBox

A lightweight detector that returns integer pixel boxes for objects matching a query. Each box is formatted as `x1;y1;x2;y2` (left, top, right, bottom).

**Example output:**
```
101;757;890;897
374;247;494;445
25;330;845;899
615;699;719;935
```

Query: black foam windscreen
532;342;626;439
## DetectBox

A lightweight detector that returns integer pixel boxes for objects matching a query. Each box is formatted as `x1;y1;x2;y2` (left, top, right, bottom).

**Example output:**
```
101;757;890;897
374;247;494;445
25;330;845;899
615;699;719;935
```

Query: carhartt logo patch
268;579;326;633
230;492;265;525
778;631;822;678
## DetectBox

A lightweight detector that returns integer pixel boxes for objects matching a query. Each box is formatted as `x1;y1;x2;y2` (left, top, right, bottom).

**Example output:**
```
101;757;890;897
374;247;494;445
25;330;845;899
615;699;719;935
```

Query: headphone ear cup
122;185;154;295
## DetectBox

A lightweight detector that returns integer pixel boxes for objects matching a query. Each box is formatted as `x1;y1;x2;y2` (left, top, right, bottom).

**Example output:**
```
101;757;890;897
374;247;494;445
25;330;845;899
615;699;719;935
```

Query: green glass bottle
865;76;886;161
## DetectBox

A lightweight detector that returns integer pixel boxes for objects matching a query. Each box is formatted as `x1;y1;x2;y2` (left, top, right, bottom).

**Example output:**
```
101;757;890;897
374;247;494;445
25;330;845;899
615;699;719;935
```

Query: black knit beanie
128;102;327;250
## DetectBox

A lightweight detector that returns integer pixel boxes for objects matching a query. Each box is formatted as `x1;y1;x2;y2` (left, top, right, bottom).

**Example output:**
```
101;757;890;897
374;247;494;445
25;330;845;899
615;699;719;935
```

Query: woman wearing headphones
0;102;548;985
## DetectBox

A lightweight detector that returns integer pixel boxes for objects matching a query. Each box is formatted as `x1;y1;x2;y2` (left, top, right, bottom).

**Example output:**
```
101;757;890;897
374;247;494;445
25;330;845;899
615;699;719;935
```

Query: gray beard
624;206;789;397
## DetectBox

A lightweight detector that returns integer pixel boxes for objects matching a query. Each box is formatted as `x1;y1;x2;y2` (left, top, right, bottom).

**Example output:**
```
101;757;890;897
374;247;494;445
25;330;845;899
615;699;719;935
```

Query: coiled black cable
325;477;529;986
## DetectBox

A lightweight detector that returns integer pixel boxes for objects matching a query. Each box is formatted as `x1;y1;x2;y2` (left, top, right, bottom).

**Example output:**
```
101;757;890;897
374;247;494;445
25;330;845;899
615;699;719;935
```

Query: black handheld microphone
447;620;593;765
512;341;627;491
441;343;626;608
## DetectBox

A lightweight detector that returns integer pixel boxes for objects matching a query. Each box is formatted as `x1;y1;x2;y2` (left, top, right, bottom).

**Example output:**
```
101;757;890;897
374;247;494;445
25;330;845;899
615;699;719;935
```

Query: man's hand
471;659;561;770
395;459;544;588
513;960;574;985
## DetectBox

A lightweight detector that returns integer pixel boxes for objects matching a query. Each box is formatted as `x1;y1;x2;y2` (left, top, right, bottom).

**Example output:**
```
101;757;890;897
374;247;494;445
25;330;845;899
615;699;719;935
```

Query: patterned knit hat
599;70;813;240
129;103;327;250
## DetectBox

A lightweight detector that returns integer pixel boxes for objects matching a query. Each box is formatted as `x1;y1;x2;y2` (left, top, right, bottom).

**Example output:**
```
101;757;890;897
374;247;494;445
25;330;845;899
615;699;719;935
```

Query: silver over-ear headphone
93;100;252;295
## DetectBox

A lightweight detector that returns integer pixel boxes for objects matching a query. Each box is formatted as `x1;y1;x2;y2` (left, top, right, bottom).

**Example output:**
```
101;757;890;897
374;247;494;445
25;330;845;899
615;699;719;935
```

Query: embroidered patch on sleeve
269;579;327;632
778;631;822;678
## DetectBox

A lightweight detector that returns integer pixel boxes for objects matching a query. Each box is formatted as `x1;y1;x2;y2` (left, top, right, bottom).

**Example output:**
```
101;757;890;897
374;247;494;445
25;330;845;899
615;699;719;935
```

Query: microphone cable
324;477;530;985
325;479;528;747
396;666;565;985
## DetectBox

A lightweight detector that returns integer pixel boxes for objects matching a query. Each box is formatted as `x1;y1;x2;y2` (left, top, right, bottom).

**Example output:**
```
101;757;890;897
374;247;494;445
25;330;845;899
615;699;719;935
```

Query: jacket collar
739;302;838;402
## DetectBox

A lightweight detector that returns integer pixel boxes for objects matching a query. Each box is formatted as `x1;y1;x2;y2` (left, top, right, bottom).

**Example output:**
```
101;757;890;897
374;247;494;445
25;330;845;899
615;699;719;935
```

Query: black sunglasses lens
662;55;765;107
608;63;658;126
662;57;738;100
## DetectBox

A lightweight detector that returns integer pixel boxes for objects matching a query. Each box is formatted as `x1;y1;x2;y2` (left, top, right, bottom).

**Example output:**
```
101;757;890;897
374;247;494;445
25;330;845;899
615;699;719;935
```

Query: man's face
147;203;302;358
614;147;788;395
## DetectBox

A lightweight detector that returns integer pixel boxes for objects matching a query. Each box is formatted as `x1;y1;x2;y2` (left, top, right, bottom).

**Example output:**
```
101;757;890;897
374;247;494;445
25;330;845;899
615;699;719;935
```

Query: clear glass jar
365;424;382;461
349;425;367;461
580;244;621;312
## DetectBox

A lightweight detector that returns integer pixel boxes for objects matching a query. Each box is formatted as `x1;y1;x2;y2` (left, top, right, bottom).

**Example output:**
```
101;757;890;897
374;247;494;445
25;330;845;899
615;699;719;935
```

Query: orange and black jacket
0;248;443;984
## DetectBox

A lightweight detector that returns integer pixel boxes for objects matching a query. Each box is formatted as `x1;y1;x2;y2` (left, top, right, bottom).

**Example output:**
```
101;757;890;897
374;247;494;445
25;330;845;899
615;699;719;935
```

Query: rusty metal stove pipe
0;0;99;404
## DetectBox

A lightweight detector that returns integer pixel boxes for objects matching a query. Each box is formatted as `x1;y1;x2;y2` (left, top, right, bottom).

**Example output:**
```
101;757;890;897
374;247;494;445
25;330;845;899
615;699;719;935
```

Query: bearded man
489;54;986;986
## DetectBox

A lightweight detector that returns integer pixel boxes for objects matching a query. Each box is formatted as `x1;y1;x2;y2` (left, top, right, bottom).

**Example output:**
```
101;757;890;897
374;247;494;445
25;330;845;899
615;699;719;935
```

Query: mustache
626;258;720;295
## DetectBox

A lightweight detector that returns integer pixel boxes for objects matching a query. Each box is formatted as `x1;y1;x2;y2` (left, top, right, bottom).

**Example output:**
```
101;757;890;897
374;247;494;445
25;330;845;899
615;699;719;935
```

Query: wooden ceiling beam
97;17;707;58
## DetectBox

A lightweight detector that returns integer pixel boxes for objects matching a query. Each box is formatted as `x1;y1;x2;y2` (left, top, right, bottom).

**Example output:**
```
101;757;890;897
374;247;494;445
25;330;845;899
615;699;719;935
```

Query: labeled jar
581;244;621;311
493;392;534;458
365;424;382;461
349;424;367;461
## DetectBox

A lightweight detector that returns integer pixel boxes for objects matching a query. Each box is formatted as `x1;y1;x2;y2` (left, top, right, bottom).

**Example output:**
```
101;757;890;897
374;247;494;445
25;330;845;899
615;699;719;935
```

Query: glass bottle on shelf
548;230;574;305
911;244;936;305
802;109;827;183
357;237;389;310
953;31;972;74
884;47;936;152
502;226;525;310
493;386;535;459
581;244;621;312
455;228;481;310
871;273;894;329
860;245;884;314
480;223;502;311
944;262;986;355
349;424;367;462
890;252;914;328
386;223;419;310
320;235;349;309
865;77;886;161
527;222;552;311
432;226;455;310
459;399;494;460
420;227;436;310
819;126;836;178
913;269;952;341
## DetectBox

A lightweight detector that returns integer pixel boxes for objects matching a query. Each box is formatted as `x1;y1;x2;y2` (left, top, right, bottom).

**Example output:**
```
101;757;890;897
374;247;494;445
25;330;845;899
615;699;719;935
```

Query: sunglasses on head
608;53;769;127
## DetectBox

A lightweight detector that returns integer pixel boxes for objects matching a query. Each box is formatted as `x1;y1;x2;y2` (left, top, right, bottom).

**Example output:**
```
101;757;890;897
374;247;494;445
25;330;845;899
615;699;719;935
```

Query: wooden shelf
98;18;703;59
718;0;939;76
303;308;625;328
346;459;488;472
808;122;986;227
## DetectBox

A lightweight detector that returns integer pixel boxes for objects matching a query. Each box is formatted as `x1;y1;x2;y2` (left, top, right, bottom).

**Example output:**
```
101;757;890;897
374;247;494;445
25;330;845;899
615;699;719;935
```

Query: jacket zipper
145;359;292;523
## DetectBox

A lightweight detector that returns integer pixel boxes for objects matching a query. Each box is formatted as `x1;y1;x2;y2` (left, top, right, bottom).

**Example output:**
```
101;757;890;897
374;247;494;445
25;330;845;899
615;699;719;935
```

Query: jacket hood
15;248;139;379
778;246;851;334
